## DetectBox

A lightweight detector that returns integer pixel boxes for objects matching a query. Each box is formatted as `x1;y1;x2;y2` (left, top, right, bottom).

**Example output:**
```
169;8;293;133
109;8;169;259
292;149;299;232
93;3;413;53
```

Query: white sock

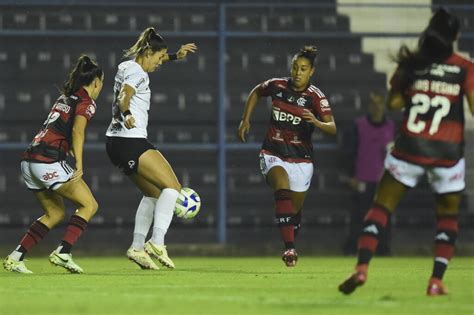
131;196;157;250
151;188;179;246
10;249;22;262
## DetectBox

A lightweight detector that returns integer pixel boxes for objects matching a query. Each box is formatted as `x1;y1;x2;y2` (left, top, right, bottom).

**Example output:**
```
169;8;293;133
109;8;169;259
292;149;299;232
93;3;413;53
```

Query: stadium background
0;0;472;256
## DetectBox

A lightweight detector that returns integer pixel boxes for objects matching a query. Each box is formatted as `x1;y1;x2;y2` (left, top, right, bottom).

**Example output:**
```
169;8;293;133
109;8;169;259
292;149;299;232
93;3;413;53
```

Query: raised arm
163;43;198;62
238;85;263;142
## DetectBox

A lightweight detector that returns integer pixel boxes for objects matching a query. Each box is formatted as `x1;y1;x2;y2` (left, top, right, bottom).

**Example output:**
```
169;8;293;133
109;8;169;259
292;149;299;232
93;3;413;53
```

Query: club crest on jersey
272;107;301;125
296;97;307;107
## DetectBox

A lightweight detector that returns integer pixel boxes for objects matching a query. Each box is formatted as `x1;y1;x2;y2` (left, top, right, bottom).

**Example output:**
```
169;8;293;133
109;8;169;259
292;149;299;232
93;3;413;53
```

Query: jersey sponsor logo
54;102;71;113
135;77;146;89
272;108;302;125
296;97;307;107
320;99;331;112
42;171;59;181
290;136;302;144
86;104;96;116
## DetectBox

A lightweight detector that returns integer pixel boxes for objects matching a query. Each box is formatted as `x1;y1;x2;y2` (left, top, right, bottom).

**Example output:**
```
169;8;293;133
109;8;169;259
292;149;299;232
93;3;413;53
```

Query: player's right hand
124;114;136;129
238;120;250;142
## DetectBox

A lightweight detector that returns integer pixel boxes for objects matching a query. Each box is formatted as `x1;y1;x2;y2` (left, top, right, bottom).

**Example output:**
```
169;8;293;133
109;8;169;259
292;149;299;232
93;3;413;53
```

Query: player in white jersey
105;27;197;270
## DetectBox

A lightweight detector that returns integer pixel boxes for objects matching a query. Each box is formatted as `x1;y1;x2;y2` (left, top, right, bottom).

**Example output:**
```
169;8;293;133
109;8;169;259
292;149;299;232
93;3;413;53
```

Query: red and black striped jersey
390;53;474;167
22;88;96;163
257;77;333;162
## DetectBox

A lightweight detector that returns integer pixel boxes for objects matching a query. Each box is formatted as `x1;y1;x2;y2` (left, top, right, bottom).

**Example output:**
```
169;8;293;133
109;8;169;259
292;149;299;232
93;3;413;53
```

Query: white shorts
21;160;74;191
259;152;313;192
384;154;465;194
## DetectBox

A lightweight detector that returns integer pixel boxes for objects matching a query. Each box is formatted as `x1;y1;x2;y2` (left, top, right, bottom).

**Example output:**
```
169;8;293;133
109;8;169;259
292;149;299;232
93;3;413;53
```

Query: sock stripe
69;215;88;229
434;257;449;265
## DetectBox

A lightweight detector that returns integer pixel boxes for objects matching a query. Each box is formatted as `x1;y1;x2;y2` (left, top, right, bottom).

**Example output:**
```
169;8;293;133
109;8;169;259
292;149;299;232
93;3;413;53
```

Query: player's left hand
177;43;198;59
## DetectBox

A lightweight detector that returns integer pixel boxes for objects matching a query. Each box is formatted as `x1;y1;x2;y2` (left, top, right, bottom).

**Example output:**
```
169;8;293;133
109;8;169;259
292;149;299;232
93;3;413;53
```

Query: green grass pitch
1;256;473;315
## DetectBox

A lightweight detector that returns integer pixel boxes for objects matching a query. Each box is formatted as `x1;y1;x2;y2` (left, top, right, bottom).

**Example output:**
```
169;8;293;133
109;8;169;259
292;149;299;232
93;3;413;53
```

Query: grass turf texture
1;257;473;315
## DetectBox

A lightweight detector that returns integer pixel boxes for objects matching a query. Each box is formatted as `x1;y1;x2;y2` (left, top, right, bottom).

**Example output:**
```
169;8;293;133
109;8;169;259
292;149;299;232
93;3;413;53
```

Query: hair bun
301;45;317;54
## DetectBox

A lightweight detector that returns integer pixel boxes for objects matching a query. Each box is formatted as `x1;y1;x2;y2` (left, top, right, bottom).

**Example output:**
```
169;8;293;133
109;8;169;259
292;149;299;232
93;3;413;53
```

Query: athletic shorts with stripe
21;160;75;191
259;152;313;192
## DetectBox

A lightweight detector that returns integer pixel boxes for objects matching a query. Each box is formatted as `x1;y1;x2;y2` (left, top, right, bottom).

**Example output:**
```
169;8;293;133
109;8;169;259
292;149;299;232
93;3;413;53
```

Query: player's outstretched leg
127;247;160;270
3;255;33;274
339;204;390;294
426;209;459;296
145;241;175;269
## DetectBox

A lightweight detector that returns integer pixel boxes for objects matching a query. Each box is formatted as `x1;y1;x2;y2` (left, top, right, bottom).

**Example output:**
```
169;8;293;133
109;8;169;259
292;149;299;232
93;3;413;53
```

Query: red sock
274;189;295;249
18;220;50;252
60;215;88;253
432;215;458;279
357;204;390;266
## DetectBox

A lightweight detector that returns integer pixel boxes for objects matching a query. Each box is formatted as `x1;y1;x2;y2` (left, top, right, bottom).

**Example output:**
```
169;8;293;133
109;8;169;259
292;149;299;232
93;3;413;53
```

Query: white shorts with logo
259;152;313;192
384;154;465;194
21;160;74;191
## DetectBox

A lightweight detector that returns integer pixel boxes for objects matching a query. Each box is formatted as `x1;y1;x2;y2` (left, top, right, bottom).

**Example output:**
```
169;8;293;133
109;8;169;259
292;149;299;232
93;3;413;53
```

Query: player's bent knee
80;198;99;219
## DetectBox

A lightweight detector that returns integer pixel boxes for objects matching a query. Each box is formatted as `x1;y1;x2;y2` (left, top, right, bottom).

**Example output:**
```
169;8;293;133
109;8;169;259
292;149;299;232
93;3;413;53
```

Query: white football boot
144;241;175;269
49;249;84;274
126;248;160;270
3;255;33;274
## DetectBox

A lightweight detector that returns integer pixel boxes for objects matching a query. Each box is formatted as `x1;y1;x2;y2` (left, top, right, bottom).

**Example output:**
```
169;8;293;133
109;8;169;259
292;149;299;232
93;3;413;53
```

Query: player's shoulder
306;84;326;99
262;77;289;88
119;59;145;75
447;53;474;69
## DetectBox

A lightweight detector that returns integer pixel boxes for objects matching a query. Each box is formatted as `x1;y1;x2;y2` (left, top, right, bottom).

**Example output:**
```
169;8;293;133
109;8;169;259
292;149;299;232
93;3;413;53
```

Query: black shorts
106;137;155;175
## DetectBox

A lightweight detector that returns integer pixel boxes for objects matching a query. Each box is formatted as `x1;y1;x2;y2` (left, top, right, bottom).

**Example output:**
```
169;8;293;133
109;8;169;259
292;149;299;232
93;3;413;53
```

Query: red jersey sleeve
75;99;96;122
256;78;276;97
311;88;332;118
463;59;474;93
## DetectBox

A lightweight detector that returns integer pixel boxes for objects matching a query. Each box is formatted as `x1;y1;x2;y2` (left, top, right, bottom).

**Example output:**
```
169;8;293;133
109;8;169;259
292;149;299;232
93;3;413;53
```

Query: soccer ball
174;187;201;219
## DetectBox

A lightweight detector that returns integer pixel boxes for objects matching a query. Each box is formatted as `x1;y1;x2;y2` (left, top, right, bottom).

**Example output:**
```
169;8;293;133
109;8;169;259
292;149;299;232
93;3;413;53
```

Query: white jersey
106;60;150;138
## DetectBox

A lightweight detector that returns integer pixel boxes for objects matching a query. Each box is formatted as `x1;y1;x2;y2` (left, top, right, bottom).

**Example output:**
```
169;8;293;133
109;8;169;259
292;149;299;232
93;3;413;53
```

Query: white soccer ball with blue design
174;187;201;219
